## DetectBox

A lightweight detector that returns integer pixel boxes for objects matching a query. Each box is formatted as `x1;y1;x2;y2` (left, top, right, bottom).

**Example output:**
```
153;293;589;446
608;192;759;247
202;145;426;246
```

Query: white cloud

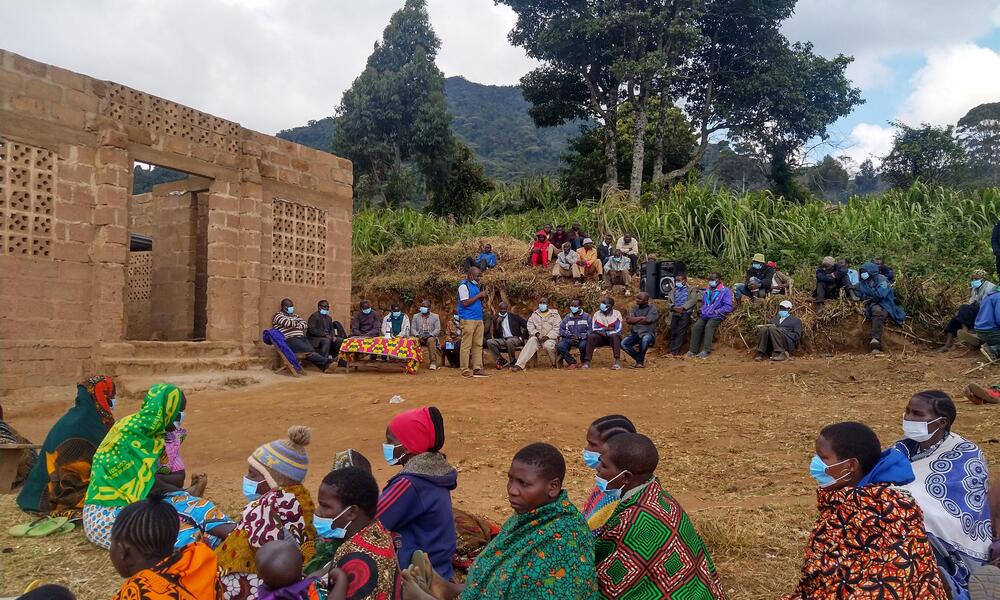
783;0;1000;89
0;0;537;134
898;44;1000;125
840;123;896;166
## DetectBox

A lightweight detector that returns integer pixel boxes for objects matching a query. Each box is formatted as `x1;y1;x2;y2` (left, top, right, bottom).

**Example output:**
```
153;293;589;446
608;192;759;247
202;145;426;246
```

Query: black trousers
945;303;980;335
310;336;344;358
668;312;691;355
287;336;330;369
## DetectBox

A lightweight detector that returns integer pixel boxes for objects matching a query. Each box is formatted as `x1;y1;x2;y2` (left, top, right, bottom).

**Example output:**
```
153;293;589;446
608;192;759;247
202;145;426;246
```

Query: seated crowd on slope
5;379;1000;599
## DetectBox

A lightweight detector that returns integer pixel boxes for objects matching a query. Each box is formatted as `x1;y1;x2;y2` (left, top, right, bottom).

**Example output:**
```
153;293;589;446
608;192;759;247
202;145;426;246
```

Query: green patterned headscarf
85;383;184;506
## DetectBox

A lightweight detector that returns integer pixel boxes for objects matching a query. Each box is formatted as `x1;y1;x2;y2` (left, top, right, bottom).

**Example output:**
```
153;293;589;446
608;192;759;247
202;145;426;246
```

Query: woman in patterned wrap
785;421;947;599
893;390;998;599
216;425;317;600
17;376;116;517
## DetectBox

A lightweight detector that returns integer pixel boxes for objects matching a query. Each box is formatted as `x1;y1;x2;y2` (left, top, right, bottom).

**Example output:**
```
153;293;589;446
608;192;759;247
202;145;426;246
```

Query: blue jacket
974;291;1000;331
858;448;915;487
858;262;906;324
700;285;734;320
457;279;483;321
559;312;592;340
376;452;458;580
476;252;498;268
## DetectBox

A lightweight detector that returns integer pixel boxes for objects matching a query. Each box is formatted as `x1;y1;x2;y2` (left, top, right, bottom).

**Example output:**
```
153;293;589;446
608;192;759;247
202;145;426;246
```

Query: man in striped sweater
272;298;332;371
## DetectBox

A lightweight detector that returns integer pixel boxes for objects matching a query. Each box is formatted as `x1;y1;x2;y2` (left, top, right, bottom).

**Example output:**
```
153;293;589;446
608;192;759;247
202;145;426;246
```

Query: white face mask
902;417;945;443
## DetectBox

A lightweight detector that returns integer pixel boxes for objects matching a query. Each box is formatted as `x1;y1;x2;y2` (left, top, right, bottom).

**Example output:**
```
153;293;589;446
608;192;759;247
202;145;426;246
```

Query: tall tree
802;155;850;202
958;102;1000;186
881;122;965;189
854;158;880;195
332;0;454;206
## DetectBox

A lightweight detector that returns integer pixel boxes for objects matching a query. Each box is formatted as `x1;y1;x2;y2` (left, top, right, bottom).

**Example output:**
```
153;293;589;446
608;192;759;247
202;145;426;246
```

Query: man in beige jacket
512;297;561;371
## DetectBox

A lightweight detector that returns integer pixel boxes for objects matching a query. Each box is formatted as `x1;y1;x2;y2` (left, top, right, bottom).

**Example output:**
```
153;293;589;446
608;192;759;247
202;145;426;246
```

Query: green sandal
9;516;69;538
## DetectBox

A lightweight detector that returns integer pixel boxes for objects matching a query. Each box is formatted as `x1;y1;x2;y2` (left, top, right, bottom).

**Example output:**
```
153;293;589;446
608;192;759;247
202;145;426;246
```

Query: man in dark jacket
734;253;775;302
666;273;698;356
349;299;381;338
814;256;853;303
307;299;347;361
755;300;804;361
873;257;896;284
597;234;615;264
486;302;528;369
622;292;660;368
856;261;906;353
557;298;591;368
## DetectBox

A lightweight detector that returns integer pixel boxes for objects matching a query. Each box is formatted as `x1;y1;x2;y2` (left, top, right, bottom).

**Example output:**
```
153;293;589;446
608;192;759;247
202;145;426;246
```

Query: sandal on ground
9;516;69;538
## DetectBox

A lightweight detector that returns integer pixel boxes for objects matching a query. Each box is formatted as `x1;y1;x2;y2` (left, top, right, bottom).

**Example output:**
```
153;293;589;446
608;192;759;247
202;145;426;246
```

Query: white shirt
499;314;513;338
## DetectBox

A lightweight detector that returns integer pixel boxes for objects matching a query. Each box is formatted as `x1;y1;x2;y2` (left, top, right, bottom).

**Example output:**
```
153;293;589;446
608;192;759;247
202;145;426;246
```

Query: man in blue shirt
464;244;498;271
457;267;487;377
973;289;1000;360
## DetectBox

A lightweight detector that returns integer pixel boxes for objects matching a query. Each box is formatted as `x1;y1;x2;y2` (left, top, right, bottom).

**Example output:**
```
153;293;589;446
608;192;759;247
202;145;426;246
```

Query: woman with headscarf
785;421;947;599
216;425;317;600
0;402;36;493
17;376;116;518
83;383;232;552
893;390;997;599
378;407;458;580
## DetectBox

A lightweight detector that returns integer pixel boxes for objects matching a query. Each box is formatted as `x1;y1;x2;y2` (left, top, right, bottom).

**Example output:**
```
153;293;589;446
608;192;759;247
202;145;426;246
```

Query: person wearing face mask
512;297;561;372
855;261;906;355
754;300;804;362
814;256;852;304
622;292;660;369
411;299;443;370
551;242;582;283
381;303;411;339
310;467;400;599
273;298;333;371
308;299;348;365
583;296;624;370
687;272;734;359
17;376;117;517
892;390;999;599
557;298;592;368
666;273;699;357
350;299;382;338
604;248;633;295
400;443;597;599
594;433;724;599
216;425;316;600
616;233;640;274
580;415;636;531
486;301;527;370
786;421;947;599
457;267;488;377
734;253;775;302
937;270;997;352
378;407;458;581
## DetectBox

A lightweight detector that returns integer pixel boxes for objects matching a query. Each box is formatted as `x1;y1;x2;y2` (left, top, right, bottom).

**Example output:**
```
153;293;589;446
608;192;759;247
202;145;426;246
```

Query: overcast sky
2;0;999;165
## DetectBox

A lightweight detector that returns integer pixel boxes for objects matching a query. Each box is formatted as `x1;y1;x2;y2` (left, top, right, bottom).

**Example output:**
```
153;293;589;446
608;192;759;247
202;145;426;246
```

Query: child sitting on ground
256;539;346;600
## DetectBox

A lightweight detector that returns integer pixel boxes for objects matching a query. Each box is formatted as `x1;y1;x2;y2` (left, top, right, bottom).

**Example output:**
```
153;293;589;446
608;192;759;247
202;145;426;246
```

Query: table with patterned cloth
340;336;425;374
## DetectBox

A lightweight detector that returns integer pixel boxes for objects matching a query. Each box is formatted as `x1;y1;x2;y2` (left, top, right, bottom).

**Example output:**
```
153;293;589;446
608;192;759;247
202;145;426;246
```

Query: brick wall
0;49;353;391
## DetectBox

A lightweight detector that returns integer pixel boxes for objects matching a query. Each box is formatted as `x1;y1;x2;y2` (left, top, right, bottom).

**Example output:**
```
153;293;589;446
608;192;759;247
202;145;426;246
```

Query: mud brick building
0;50;353;391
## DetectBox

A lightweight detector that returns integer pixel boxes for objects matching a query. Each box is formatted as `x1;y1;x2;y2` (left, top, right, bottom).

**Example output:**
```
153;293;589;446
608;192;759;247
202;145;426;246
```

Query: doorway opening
125;162;210;341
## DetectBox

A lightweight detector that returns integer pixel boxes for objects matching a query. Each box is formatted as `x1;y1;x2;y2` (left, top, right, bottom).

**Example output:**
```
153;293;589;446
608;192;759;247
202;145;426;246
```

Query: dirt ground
3;346;1000;599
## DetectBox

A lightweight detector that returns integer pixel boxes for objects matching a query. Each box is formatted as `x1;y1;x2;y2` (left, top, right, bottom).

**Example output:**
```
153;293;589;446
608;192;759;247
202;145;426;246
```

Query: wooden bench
0;443;40;494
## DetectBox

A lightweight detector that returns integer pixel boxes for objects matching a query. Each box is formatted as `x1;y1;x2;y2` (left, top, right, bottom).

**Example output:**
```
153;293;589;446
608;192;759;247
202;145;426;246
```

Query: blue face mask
570;306;580;314
175;411;185;425
599;303;609;312
972;279;984;289
383;443;403;465
582;450;601;469
708;280;719;288
453;315;460;322
285;306;295;315
861;272;870;281
676;282;685;288
778;310;791;319
314;506;352;540
538;304;548;313
420;307;429;315
362;308;372;315
595;470;628;500
320;309;330;316
809;455;850;488
752;263;762;270
392;311;402;318
242;477;263;501
109;397;117;411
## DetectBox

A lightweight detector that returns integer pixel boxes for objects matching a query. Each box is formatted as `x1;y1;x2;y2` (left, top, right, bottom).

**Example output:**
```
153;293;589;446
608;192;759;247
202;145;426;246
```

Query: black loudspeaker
641;260;686;299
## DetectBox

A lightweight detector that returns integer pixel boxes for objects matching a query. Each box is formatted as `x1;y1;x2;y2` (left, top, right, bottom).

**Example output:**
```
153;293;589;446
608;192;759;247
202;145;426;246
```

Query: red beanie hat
389;407;444;454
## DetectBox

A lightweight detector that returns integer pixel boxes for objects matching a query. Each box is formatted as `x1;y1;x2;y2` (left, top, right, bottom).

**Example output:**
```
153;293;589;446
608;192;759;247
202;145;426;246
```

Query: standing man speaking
458;267;488;378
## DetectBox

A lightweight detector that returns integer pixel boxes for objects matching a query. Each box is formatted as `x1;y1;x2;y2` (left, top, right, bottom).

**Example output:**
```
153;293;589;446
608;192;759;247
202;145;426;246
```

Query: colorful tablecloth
340;337;425;374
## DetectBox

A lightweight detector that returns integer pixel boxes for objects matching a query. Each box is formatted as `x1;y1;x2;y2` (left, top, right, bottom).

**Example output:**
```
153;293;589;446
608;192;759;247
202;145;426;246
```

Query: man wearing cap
734;253;775;302
577;238;604;281
755;300;804;361
814;256;852;303
938;269;997;352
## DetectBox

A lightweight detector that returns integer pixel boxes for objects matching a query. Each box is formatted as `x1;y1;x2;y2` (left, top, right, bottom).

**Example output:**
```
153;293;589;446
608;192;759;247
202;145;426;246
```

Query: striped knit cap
248;425;310;488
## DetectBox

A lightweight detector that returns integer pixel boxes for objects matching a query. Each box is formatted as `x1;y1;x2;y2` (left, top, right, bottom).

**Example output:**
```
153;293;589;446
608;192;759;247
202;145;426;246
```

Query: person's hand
327;567;348;595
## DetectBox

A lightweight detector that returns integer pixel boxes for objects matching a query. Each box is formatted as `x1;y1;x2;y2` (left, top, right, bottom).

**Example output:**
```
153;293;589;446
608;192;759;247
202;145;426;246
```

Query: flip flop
25;516;69;537
968;383;1000;405
56;522;75;534
8;517;47;537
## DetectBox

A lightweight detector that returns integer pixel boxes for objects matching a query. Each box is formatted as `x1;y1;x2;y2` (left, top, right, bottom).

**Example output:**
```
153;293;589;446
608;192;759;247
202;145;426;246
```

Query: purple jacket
700;285;734;320
559;312;592;340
